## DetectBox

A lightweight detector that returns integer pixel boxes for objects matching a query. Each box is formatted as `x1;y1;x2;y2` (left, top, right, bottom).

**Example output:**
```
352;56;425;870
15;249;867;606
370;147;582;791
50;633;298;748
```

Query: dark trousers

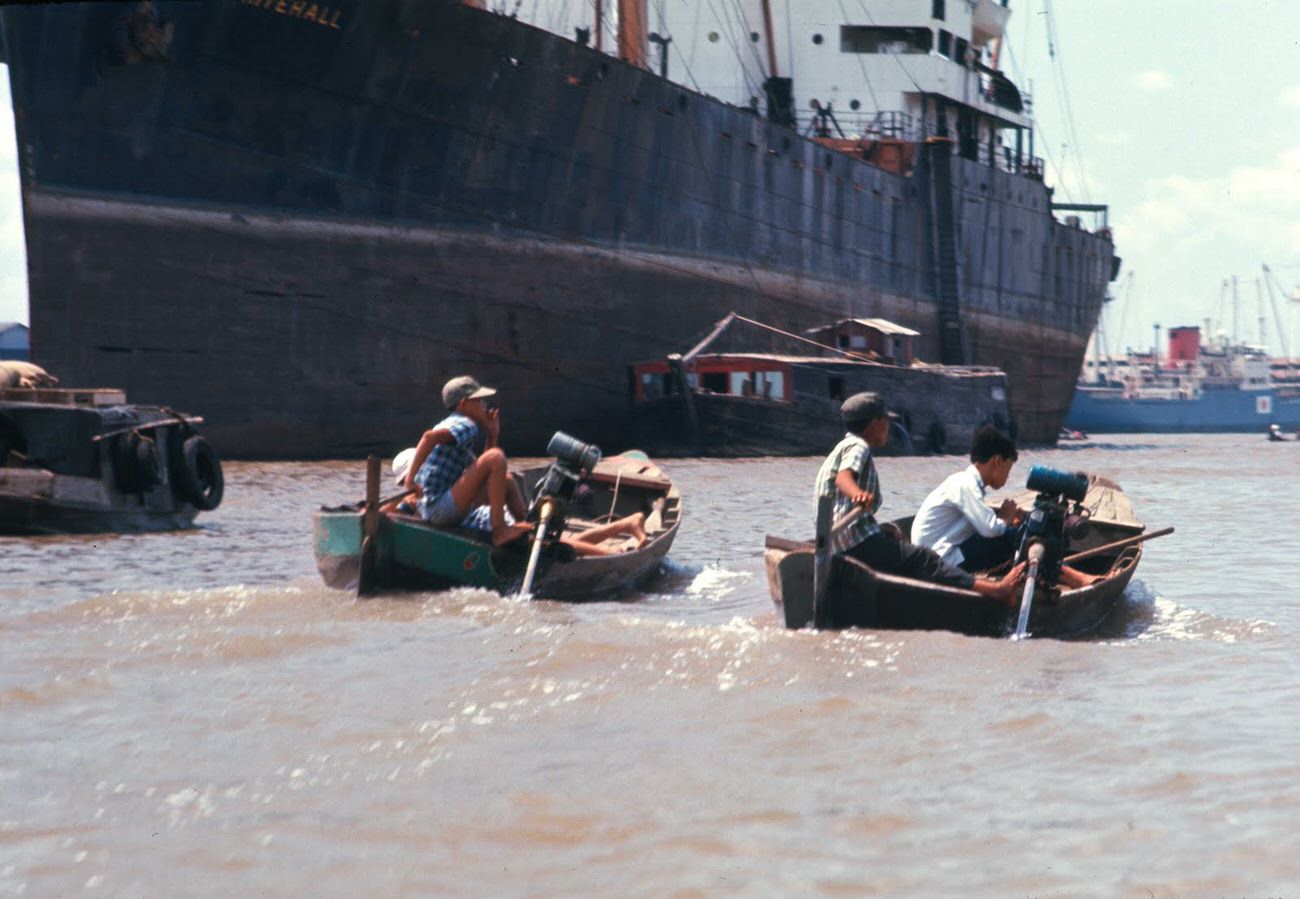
957;530;1019;573
846;532;975;590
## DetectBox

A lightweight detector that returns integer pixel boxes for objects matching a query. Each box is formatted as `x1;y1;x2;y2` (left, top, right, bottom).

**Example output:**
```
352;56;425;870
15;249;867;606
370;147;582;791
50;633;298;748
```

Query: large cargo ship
0;0;1119;457
1068;325;1300;433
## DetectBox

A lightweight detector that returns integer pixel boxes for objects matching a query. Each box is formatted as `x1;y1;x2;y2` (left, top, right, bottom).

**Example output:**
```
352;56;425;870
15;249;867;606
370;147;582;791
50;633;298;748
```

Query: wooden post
666;353;700;446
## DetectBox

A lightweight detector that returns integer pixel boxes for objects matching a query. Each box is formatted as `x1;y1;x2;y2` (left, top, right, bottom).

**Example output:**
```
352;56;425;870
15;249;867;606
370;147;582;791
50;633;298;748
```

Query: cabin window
840;26;931;55
849;335;867;349
760;371;784;399
701;372;728;393
937;29;952;58
955;36;969;65
828;376;845;400
932;0;945;20
640;371;676;400
838;335;850;348
730;372;754;396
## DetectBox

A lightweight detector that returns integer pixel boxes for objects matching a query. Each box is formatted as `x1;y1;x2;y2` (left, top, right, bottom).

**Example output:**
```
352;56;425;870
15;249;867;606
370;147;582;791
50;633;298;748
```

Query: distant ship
0;0;1119;457
1067;325;1300;433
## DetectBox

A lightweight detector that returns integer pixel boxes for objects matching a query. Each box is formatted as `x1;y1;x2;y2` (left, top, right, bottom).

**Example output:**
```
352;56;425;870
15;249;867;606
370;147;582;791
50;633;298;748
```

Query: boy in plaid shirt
817;392;1023;602
396;375;533;547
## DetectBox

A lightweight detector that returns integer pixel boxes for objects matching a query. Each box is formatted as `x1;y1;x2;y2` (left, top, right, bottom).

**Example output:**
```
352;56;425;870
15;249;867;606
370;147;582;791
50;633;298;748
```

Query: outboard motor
518;432;602;595
528;431;601;534
530;431;600;517
1014;464;1093;590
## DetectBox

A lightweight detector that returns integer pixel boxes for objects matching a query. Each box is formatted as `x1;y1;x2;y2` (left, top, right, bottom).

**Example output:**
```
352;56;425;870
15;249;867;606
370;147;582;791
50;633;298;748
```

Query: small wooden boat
765;476;1163;639
0;387;223;535
313;451;681;599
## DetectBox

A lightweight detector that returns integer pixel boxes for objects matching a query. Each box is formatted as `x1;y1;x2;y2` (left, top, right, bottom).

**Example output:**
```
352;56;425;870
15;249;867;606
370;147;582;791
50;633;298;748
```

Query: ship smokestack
618;0;647;69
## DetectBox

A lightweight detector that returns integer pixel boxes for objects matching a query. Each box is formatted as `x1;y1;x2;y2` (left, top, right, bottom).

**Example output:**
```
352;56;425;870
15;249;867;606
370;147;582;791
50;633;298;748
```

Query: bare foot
997;562;1028;605
628;512;647;549
491;522;534;547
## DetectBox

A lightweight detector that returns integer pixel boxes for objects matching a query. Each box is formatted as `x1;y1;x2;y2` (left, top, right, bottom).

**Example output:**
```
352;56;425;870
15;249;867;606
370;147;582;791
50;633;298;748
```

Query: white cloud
1135;70;1172;91
1117;143;1300;264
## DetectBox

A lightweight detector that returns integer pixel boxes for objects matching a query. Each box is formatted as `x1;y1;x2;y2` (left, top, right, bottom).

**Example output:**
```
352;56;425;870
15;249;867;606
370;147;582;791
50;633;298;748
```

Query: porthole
708;31;719;43
750;31;760;43
849;99;861;111
812;33;824;45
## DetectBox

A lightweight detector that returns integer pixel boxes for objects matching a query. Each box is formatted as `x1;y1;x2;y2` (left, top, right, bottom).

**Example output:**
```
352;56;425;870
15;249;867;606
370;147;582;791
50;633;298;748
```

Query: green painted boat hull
313;453;681;599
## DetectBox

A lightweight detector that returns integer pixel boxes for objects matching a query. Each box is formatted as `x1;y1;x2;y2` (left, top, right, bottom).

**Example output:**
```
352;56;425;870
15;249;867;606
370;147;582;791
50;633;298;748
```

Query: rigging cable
1041;0;1091;203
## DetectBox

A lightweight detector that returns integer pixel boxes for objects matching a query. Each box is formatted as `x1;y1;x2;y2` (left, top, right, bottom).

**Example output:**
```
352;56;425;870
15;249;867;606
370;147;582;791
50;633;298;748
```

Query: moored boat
765;474;1162;638
630;313;1013;456
313;451;681;599
0;386;224;535
1070;324;1300;433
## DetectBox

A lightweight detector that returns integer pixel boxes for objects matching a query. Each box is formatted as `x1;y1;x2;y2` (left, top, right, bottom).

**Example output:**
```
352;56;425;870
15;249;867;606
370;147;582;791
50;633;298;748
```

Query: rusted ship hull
2;1;1117;457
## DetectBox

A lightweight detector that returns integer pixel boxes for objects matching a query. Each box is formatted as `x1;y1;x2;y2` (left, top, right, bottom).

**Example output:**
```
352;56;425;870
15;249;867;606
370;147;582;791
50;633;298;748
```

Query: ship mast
760;0;794;127
594;0;603;53
760;0;778;78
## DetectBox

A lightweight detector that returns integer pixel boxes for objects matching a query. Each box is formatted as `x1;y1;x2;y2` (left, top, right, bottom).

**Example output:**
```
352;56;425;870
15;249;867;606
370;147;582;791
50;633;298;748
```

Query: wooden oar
357;455;381;598
373;487;417;510
1062;526;1174;565
810;503;869;629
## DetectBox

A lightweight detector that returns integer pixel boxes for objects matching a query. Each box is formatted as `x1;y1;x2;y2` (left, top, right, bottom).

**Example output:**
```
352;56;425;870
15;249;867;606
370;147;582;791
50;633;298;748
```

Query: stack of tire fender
112;426;223;510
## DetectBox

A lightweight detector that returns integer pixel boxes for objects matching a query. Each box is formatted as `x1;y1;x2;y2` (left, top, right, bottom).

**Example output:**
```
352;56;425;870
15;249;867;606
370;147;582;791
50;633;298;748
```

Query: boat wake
642;559;755;606
1093;580;1275;643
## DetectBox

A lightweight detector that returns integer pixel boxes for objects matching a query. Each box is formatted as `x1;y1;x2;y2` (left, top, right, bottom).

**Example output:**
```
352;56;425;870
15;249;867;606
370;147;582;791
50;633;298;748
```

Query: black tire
926;421;948;455
174;435;223;510
112;432;164;493
887;420;914;454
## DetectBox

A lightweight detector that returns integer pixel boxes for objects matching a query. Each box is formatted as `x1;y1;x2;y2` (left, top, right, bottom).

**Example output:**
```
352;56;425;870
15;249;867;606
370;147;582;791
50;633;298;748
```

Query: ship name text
239;0;344;30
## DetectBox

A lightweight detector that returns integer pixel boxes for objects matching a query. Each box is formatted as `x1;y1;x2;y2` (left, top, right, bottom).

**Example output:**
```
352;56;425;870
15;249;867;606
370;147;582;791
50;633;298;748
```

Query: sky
1;1;1299;357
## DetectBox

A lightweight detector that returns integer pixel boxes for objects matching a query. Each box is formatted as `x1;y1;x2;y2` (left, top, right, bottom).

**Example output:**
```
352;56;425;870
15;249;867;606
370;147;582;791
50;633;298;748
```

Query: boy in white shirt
911;426;1098;587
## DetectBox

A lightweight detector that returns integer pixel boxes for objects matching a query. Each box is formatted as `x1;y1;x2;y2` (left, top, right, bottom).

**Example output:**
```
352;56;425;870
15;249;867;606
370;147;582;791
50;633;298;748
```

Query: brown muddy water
3;434;1299;896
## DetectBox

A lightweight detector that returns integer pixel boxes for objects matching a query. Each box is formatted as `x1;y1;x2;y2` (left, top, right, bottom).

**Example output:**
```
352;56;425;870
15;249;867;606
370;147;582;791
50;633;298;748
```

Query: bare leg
1059;565;1102;589
450;449;531;546
505;477;528;521
566;512;647;555
972;562;1028;605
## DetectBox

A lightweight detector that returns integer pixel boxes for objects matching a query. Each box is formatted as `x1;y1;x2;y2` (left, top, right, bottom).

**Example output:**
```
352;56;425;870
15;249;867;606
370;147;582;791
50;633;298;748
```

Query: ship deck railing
812;109;1045;180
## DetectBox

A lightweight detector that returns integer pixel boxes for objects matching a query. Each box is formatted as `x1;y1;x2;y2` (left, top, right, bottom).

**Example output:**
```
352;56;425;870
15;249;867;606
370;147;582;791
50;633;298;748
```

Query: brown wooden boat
765;476;1164;639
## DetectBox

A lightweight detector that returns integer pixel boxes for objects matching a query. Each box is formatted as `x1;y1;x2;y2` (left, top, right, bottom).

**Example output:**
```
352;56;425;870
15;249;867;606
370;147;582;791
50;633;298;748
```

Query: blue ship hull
1066;386;1300;433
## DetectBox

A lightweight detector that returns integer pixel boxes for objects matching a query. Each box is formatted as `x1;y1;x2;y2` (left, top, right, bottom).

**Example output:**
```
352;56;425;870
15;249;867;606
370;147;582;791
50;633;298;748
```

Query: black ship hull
1;0;1118;457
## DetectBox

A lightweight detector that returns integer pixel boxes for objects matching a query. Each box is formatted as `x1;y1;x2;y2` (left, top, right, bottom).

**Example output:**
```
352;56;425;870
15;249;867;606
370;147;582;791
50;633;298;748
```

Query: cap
391;447;417;485
441;375;497;410
841;391;889;426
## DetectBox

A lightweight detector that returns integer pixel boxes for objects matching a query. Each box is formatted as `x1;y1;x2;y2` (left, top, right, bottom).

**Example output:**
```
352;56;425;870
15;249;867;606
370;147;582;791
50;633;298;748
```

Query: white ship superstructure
517;0;1033;162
